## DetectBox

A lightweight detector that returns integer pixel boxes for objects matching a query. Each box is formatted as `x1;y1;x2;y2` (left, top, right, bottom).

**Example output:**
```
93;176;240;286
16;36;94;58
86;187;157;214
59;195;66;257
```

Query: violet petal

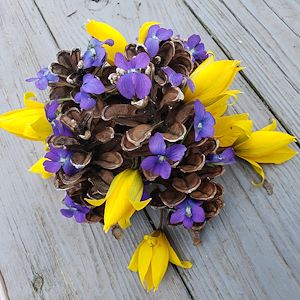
191;206;205;223
170;208;186;224
60;209;74;218
149;133;166;155
166;144;187;162
141;156;159;171
116;73;135;99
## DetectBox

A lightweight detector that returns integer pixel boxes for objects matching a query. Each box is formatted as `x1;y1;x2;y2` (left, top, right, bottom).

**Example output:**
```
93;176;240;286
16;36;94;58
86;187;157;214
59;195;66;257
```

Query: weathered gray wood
184;0;300;138
0;1;192;299
1;0;300;299
263;0;300;36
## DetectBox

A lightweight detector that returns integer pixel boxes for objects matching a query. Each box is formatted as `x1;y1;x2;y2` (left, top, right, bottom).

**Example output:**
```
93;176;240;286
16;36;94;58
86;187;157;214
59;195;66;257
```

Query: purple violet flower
74;74;105;110
83;38;114;69
45;99;59;121
194;100;215;142
145;25;173;57
162;66;195;92
170;198;205;228
184;34;208;62
162;66;183;87
51;120;73;137
26;68;59;90
43;146;77;176
114;52;152;99
141;132;186;179
206;147;236;165
60;194;90;223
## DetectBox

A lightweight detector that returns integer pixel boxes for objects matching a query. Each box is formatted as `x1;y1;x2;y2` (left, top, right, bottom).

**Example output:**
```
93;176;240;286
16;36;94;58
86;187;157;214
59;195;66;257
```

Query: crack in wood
0;271;10;300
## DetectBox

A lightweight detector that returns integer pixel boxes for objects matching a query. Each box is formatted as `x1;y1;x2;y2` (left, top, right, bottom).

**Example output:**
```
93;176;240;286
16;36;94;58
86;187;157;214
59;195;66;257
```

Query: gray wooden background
0;0;299;299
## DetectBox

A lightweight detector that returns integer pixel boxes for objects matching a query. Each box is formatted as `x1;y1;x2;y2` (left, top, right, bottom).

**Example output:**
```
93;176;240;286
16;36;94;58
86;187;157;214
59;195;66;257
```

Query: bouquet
0;20;297;292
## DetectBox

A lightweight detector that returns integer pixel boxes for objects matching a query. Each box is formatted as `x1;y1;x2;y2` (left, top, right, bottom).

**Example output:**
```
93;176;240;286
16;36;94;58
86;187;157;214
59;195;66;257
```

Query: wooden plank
0;1;192;299
263;0;300;36
184;0;300;138
32;0;300;299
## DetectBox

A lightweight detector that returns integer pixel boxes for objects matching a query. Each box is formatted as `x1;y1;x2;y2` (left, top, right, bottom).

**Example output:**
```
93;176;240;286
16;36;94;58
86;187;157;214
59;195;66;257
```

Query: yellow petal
151;232;169;291
246;146;297;164
85;20;127;65
235;131;296;159
185;59;243;104
144;268;154;292
103;169;143;233
118;206;135;229
240;157;265;186
128;242;143;272
0;92;52;141
29;157;53;179
214;114;251;147
138;236;154;286
137;21;160;44
206;90;241;117
261;119;277;131
24;92;44;108
164;234;192;269
84;198;106;207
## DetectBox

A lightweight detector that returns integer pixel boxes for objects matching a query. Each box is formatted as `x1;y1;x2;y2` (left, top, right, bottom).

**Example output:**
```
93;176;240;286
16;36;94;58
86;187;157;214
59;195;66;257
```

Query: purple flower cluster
114;52;152;99
44;99;73;137
74;74;105;110
43;146;77;176
207;148;236;165
184;34;208;62
194;100;215;141
170;198;205;228
26;68;59;90
145;25;173;57
83;38;114;69
60;194;90;223
141;133;186;179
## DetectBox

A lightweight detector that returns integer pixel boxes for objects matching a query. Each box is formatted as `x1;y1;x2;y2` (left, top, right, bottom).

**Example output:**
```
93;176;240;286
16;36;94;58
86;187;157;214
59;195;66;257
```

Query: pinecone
46;32;224;227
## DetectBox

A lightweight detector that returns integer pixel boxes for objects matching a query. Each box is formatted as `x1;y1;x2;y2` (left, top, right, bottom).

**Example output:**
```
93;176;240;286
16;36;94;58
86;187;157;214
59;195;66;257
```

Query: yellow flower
0;92;52;141
184;54;243;110
29;157;53;179
233;119;297;184
128;230;192;292
85;169;151;233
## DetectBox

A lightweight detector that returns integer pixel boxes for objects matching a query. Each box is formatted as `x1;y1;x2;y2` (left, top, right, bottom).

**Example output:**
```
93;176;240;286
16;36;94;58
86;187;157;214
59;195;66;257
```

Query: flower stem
57;97;72;103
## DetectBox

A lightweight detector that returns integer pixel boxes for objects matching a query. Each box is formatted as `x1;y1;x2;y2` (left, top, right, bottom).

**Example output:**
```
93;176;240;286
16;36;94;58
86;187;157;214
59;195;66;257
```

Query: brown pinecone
49;49;115;100
46;35;224;226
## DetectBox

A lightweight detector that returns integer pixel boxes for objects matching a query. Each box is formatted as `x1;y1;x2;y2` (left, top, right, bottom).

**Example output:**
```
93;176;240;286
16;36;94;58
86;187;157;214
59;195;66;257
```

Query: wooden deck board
185;0;300;138
0;0;299;299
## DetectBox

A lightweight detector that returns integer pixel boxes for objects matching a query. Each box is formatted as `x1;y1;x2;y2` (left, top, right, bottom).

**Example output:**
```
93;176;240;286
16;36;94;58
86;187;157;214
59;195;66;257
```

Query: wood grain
0;0;300;299
184;0;300;138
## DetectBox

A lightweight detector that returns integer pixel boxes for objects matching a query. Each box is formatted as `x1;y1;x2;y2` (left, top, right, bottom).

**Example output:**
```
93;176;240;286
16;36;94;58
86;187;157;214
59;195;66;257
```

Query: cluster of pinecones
48;38;224;236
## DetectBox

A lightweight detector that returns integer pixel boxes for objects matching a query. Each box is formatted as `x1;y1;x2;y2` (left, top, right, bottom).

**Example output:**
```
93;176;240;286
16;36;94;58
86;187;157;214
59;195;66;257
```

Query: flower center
158;155;166;163
60;157;66;164
90;48;97;58
128;68;138;74
197;122;203;129
185;206;192;218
